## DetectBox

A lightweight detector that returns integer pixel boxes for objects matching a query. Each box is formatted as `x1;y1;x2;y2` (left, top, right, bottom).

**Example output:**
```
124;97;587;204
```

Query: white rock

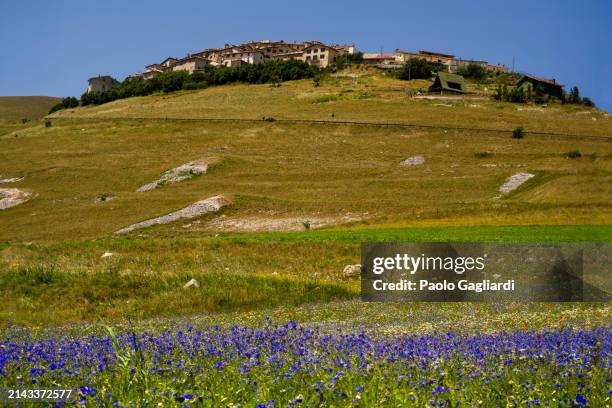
343;264;362;277
115;195;228;234
0;188;32;210
183;278;200;289
137;160;208;192
0;176;25;183
499;172;535;194
400;156;425;166
101;252;114;258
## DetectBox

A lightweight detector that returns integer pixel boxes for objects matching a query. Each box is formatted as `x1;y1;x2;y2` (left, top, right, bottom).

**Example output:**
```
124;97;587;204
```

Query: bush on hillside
80;60;319;106
581;97;595;107
474;151;494;158
48;97;79;114
507;87;527;103
512;127;524;139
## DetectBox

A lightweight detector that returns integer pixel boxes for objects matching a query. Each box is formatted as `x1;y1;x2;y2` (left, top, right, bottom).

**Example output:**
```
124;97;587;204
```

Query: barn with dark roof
428;72;466;94
516;75;564;100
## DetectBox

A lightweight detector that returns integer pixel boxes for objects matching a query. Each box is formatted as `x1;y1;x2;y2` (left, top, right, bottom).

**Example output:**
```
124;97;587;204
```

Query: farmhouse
87;75;119;93
301;43;338;67
516;75;564;100
428;72;466;94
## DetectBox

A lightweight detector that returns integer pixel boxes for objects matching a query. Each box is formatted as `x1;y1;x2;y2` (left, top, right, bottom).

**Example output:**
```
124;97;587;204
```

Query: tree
334;52;364;69
48;96;80;113
396;58;434;80
79;60;319;106
456;63;487;81
568;86;581;104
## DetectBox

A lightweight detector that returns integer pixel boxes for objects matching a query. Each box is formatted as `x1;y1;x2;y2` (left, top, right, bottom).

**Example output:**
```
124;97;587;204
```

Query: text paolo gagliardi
370;254;515;293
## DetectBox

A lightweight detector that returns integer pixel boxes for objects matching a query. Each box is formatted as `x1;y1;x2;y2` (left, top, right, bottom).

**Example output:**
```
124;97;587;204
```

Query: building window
306;56;311;61
320;48;325;52
306;50;311;54
313;55;318;60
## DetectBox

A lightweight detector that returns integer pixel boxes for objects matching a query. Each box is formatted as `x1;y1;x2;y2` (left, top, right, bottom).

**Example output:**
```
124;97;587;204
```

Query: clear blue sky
1;0;610;111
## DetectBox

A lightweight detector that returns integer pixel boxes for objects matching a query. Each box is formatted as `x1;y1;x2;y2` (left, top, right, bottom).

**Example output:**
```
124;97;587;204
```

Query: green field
1;70;611;326
0;224;610;324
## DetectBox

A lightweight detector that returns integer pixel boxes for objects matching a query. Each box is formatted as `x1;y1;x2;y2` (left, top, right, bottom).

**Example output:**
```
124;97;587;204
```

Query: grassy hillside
52;72;611;136
0;95;60;121
1;70;611;324
1;117;610;243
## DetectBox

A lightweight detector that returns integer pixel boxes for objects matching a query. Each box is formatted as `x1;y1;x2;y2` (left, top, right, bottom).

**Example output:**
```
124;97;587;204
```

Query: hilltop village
87;39;509;93
78;38;590;109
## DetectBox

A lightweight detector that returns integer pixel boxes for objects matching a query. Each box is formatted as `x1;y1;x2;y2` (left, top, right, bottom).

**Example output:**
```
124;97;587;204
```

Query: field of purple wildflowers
1;315;610;407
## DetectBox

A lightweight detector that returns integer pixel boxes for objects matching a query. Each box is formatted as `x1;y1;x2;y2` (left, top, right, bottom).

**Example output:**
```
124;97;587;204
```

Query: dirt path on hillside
205;213;363;232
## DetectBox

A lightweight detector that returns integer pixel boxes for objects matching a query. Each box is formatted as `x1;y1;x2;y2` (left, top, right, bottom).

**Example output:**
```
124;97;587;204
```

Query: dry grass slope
0;96;60;121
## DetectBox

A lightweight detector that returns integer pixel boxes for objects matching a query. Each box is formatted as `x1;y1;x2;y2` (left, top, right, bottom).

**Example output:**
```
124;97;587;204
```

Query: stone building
87;76;119;93
172;56;209;73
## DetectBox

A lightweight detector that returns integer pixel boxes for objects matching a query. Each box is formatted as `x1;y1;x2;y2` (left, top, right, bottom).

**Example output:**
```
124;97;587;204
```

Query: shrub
512;127;524;139
581;97;595;107
313;76;321;87
44;120;52;128
565;150;582;159
474;152;494;158
508;87;526;103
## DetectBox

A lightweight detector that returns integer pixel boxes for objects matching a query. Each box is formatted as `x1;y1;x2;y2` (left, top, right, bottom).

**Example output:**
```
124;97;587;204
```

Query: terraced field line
52;115;612;140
